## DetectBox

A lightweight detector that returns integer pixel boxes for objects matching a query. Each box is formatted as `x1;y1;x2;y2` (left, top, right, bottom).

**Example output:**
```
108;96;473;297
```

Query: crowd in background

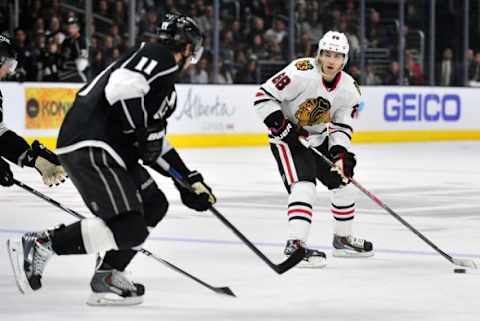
4;0;480;86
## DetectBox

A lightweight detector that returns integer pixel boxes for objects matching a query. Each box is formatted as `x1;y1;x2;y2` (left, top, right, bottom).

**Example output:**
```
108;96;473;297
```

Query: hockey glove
267;112;308;149
136;123;165;166
23;140;66;187
0;157;14;187
175;171;216;211
329;145;356;187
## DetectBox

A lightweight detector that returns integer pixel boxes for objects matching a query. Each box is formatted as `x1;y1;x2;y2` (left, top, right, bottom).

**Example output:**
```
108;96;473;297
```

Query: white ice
1;141;479;321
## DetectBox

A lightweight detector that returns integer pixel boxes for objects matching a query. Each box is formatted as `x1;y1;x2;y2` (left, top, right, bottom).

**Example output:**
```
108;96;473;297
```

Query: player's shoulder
137;42;177;70
338;71;361;96
285;57;321;79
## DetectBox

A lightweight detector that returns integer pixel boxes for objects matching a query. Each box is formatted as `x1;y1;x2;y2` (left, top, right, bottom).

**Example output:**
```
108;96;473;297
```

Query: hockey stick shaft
156;158;305;274
300;139;477;269
13;179;235;296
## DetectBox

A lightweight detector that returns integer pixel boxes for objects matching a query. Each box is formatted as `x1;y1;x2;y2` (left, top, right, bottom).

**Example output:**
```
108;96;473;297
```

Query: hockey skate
6;231;54;294
332;234;374;257
87;265;145;306
284;239;327;268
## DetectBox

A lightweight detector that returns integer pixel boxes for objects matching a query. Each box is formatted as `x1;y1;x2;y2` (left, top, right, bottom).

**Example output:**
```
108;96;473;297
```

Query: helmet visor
191;45;203;64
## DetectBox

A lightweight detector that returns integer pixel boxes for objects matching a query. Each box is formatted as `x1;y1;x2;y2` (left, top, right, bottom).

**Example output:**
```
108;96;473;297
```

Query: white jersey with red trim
254;57;361;150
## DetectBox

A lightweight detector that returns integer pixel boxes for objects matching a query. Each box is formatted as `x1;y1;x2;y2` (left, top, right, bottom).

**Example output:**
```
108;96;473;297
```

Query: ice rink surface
1;141;479;321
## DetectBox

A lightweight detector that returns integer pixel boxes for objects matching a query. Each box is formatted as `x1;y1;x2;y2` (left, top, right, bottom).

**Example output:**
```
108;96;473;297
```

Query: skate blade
289;256;327;269
6;239;31;294
86;293;143;306
332;249;375;258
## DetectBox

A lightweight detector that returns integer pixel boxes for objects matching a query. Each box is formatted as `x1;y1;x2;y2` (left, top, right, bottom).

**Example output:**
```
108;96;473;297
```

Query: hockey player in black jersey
0;34;66;187
7;14;216;306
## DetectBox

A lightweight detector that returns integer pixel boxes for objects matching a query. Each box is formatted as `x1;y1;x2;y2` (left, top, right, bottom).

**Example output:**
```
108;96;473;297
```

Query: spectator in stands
38;39;62;82
365;65;382;85
264;16;287;46
235;58;260;84
14;28;36;81
296;32;313;58
102;35;115;66
405;51;424;85
109;24;123;49
468;52;480;86
250;16;266;43
250;34;270;60
338;19;360;63
190;57;209;84
45;16;65;45
217;59;234;84
139;10;158;37
366;8;386;48
59;16;89;82
438;48;457;86
268;41;285;61
112;0;127;27
383;61;402;85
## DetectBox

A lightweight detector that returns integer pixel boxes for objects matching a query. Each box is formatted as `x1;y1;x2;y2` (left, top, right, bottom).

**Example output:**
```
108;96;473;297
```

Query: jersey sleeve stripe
120;100;137;129
147;65;179;83
330;121;353;132
259;87;281;103
253;98;274;106
330;130;352;140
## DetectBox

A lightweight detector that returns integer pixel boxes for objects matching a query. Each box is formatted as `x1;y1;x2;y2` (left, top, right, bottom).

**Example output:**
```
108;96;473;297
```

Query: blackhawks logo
295;59;314;71
295;97;331;126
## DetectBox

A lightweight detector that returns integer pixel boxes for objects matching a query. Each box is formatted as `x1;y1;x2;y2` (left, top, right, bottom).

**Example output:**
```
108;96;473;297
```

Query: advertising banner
25;87;78;129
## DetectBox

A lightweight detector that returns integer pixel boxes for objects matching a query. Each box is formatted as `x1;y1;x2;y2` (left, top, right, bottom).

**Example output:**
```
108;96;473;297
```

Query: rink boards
1;82;479;149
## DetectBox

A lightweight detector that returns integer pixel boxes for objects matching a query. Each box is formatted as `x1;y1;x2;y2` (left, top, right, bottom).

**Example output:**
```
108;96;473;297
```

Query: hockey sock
100;249;137;271
287;181;316;242
50;222;87;255
331;184;356;236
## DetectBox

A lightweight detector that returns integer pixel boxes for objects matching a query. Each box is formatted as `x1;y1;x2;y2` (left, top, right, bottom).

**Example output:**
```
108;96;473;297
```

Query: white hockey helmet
317;31;349;67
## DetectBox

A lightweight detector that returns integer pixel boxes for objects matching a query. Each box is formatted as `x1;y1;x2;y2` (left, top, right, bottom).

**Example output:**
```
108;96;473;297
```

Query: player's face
318;50;344;78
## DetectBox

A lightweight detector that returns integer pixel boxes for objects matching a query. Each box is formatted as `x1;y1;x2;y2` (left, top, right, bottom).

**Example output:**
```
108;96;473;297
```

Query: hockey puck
454;268;466;274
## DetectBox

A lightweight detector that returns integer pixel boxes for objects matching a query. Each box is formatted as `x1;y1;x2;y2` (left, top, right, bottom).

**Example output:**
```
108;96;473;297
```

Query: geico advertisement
25;87;78;129
355;87;479;130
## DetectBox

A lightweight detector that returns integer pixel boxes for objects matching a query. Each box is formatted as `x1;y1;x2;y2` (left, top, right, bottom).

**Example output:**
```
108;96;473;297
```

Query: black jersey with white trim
57;42;179;166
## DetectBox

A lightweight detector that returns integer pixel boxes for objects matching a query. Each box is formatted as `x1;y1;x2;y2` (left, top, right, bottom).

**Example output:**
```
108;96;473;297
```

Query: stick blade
452;258;478;269
214;286;236;297
274;247;306;274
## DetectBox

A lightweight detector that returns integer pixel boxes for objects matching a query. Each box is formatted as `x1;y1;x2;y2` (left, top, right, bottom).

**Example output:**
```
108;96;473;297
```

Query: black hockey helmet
0;33;18;73
156;13;204;64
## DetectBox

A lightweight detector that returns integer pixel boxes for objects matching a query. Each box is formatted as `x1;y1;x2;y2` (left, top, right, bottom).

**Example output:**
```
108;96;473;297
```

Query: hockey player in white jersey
254;31;374;268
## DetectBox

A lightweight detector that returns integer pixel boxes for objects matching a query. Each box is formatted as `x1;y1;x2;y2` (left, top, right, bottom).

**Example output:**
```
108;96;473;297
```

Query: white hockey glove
24;140;67;187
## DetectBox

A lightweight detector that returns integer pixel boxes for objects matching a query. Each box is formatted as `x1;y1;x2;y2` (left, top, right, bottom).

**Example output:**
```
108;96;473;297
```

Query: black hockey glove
0;157;14;187
136;123;165;166
266;111;308;149
329;145;356;187
23;140;66;187
175;171;216;212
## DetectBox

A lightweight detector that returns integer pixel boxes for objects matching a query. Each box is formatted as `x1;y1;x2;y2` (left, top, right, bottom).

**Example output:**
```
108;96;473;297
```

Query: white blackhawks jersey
254;57;361;150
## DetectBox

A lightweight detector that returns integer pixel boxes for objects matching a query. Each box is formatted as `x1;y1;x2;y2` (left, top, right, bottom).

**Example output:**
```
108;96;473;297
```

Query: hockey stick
299;138;478;269
155;158;306;274
12;178;235;297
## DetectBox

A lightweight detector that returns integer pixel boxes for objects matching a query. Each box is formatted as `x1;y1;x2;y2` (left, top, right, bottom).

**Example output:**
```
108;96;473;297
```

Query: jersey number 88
272;72;291;90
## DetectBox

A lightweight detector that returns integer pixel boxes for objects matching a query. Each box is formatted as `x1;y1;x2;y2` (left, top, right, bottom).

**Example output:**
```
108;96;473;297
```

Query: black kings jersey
56;42;179;168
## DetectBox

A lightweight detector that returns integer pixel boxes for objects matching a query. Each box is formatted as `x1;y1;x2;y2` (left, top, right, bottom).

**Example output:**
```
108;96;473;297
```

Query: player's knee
106;211;149;249
290;181;316;202
330;183;357;205
143;189;169;227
